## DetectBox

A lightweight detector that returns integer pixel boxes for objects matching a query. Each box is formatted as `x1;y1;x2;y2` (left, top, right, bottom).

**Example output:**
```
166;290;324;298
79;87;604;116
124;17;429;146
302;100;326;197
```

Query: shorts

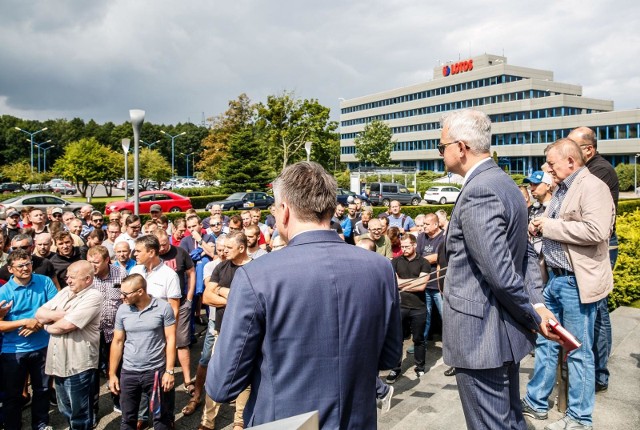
176;300;192;348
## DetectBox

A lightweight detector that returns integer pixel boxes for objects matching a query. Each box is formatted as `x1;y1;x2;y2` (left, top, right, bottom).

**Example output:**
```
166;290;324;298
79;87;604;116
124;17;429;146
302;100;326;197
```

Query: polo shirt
0;274;58;353
130;262;181;301
114;297;176;372
43;286;103;377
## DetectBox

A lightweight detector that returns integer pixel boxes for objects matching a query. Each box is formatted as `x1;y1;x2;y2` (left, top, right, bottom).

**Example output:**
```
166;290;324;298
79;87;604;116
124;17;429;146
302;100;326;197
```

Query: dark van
367;182;422;206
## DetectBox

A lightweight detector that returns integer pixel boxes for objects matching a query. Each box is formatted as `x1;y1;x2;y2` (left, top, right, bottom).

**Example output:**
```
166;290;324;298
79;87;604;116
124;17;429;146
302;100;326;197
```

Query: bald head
66;260;95;293
568;126;597;162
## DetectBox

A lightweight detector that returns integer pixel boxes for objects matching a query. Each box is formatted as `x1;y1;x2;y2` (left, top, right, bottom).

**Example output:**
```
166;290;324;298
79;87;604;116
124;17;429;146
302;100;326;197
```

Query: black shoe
521;399;548;420
415;367;425;377
385;370;400;384
595;383;608;393
444;366;456;376
49;390;58;407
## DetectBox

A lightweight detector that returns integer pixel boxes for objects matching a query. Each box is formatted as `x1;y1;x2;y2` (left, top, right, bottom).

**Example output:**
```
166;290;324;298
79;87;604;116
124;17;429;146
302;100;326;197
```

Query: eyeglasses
11;262;32;269
211;223;221;226
369;228;382;232
129;224;141;230
92;218;103;222
437;140;460;155
120;288;142;297
52;213;62;218
12;245;31;251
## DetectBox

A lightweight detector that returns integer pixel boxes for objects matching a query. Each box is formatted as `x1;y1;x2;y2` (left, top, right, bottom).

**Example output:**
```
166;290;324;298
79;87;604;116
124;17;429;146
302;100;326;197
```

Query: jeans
423;289;443;339
592;232;618;386
0;347;50;430
524;272;596;425
119;368;174;430
375;377;390;399
198;319;217;367
392;307;426;373
55;369;97;430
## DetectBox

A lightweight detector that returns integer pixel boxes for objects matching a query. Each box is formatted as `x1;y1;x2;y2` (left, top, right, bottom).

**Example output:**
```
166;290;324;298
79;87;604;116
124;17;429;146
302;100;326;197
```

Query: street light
635;153;640;196
15;126;48;172
31;139;52;173
130;110;145;215
41;144;55;173
305;141;312;162
180;152;195;178
122;139;131;202
140;139;160;149
160;130;186;180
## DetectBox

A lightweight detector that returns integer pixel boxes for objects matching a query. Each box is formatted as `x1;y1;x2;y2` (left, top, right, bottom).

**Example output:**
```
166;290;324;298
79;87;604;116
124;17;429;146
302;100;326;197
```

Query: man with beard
2;209;22;243
34;233;54;259
244;225;267;259
359;218;392;258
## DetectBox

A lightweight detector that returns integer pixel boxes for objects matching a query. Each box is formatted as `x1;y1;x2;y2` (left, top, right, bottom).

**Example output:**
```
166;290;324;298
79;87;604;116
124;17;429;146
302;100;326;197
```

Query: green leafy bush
611;209;640;309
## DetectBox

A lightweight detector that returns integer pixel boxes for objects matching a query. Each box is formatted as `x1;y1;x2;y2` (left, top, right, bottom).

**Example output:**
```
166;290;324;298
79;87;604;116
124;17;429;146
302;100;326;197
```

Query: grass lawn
67;196;121;204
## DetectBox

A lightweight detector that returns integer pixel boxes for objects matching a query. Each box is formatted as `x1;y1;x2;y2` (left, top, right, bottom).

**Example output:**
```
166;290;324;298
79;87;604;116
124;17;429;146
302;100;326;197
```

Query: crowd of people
0;110;618;430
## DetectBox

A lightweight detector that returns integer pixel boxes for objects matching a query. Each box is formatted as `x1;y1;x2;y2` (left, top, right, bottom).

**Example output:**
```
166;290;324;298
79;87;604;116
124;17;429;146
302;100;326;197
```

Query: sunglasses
437;140;460;155
12;245;31;251
211;222;221;226
52;213;62;218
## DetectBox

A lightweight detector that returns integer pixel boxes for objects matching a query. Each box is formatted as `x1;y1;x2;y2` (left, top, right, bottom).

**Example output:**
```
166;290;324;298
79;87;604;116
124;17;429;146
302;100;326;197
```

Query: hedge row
610;209;640;309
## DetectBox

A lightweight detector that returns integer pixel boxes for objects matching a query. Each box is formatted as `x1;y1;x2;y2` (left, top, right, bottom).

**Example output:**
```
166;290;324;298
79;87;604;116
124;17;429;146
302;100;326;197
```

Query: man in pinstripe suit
440;109;559;429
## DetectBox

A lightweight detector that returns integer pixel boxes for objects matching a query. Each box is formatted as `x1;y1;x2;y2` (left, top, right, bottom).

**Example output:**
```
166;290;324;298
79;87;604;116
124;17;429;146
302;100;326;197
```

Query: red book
549;319;582;360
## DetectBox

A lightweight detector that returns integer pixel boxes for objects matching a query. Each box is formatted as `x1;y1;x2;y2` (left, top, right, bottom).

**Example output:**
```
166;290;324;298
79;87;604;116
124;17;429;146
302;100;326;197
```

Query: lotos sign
442;59;474;77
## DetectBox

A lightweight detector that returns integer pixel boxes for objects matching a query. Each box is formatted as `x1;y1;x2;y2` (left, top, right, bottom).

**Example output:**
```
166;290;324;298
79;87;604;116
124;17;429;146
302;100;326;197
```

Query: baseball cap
150;204;162;212
523;171;553;185
7;209;20;217
51;207;63;215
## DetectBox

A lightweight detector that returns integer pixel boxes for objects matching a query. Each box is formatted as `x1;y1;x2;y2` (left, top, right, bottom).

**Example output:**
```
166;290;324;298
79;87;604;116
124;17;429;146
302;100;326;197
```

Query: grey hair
440;109;491;155
546;138;585;166
272;161;337;223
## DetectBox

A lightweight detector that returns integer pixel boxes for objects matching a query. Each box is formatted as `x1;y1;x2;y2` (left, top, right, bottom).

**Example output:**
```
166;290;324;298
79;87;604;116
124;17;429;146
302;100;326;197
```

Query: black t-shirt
161;245;194;303
392;254;430;309
211;260;242;331
416;231;445;290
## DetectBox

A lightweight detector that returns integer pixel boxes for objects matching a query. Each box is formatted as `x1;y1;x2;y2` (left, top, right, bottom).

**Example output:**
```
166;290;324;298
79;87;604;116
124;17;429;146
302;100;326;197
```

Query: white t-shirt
130;261;181;301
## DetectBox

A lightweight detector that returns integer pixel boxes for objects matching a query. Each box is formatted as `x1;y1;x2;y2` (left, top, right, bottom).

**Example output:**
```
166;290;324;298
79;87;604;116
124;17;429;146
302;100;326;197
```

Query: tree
353;120;394;167
52;138;121;197
217;127;271;193
257;92;336;173
139;148;172;185
615;163;635;191
197;94;256;181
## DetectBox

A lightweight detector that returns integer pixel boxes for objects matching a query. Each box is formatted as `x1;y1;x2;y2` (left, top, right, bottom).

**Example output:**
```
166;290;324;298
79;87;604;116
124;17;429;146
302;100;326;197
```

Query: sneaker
415;367;425;377
113;404;122;414
41;427;54;430
521;399;548;420
595;383;608;393
544;416;592;430
21;394;32;410
49;391;58;407
407;345;414;354
444;366;456;377
385;370;400;384
379;385;394;414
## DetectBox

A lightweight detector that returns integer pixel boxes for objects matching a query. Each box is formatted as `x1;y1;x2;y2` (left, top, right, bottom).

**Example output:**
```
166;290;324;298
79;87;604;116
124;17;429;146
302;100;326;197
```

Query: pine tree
218;127;271;193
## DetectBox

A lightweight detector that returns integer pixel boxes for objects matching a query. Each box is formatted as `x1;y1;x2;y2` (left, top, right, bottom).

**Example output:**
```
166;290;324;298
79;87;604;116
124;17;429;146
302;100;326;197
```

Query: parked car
105;191;192;215
24;183;53;192
206;192;274;211
0;194;84;220
423;186;461;205
366;182;422;206
0;182;23;193
49;182;77;195
336;188;370;205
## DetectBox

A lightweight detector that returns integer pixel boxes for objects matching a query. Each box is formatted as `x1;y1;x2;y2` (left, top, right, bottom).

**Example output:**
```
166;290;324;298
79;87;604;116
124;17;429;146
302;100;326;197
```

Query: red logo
442;59;474;77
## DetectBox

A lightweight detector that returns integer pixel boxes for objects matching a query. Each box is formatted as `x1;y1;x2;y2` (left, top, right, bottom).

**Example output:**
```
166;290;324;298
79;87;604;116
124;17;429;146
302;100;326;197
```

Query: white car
424;186;461;205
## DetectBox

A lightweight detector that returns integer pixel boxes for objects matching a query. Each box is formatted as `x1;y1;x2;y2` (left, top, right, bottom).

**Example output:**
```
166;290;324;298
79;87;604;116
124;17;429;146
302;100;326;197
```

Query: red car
105;191;192;215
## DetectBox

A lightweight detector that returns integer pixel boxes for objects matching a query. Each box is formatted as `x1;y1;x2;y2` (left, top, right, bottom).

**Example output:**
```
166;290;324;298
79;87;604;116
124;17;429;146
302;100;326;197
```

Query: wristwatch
165;369;175;375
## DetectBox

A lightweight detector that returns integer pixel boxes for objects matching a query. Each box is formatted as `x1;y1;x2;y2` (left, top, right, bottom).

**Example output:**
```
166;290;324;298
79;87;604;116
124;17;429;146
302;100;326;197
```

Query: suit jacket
206;229;402;429
443;160;544;369
543;167;615;304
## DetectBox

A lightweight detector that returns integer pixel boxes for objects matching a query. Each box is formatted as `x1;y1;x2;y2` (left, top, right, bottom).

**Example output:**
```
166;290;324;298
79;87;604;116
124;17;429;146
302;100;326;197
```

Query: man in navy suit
206;161;403;429
440;109;558;429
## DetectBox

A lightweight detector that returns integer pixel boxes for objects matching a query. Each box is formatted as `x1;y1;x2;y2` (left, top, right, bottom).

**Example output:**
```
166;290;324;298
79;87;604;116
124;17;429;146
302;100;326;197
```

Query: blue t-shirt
0;274;58;353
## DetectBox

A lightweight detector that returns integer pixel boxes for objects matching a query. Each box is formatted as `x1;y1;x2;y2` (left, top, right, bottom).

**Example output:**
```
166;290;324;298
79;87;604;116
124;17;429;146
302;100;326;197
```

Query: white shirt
130;261;181;301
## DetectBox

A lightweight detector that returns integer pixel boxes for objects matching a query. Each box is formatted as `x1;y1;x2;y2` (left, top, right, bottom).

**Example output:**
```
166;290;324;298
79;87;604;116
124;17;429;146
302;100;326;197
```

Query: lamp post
31;139;52;173
42;144;55;173
15;126;48;172
635;153;640;196
160;130;186;180
180;152;195;178
304;141;312;162
122;139;131;202
130;110;145;215
140;139;160;149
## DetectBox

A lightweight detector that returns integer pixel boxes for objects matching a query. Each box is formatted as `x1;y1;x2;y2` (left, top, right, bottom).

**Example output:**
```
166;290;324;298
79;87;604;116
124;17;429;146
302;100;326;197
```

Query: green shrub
611;209;640;310
189;195;230;210
618;199;640;215
175;187;225;197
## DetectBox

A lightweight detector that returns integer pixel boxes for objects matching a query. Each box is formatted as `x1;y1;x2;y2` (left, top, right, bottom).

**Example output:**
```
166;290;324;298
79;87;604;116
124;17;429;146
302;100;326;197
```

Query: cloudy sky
1;0;639;125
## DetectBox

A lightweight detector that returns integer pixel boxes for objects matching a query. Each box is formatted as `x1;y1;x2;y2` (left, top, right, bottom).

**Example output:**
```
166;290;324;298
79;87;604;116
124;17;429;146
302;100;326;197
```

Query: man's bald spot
115;241;131;252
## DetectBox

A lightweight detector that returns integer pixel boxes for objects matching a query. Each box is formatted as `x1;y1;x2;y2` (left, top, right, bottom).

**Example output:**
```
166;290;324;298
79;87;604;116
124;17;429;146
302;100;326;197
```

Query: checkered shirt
542;167;584;271
93;264;128;343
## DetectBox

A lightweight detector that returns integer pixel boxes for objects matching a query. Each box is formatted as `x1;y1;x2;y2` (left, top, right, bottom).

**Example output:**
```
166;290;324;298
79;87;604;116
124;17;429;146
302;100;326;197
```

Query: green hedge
175;187;224;197
611;209;640;309
618;198;640;215
190;195;229;210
